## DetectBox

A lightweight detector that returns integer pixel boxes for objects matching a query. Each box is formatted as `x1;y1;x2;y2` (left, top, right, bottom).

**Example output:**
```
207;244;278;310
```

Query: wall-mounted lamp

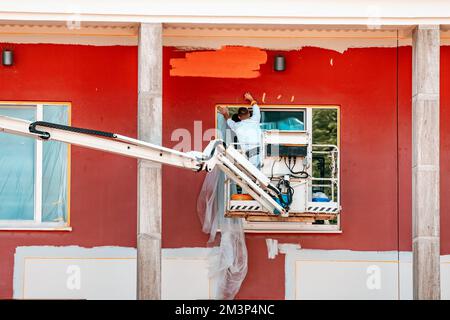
274;54;285;72
2;49;13;66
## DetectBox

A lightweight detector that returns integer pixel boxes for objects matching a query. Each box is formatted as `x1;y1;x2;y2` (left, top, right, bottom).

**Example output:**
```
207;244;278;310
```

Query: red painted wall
0;43;448;299
440;46;450;257
0;44;138;298
162;45;449;299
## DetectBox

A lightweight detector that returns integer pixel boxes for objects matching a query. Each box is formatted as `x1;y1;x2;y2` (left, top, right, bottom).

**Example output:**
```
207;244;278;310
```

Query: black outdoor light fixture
274;54;286;72
2;49;13;66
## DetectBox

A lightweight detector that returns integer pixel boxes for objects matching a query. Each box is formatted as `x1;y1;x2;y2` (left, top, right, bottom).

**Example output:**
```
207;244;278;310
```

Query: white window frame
216;104;341;234
0;102;71;231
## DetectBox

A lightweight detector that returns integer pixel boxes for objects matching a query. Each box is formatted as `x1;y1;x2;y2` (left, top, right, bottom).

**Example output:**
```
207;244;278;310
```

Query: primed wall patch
13;246;219;300
13;246;137;300
169;46;267;78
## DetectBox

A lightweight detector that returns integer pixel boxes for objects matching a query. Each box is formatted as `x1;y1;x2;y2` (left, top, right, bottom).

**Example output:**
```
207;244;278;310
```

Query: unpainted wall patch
169;46;267;78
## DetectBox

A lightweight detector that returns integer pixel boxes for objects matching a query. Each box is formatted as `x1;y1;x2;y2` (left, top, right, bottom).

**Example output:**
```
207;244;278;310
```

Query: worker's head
232;113;241;122
237;107;250;120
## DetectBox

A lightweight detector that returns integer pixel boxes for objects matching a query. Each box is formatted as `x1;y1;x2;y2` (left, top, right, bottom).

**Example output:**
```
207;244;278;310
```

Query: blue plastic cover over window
42;105;69;222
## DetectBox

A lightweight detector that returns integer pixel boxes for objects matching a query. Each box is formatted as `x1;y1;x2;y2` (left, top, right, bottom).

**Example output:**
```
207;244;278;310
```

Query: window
0;102;71;230
312;108;339;207
311;108;339;227
216;104;340;233
260;109;305;131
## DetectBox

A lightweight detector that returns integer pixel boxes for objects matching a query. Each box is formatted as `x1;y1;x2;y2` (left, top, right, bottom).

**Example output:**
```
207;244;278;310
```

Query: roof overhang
1;0;450;26
2;1;450;48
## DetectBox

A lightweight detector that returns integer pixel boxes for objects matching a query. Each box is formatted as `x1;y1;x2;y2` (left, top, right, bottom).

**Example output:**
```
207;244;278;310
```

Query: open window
216;104;340;233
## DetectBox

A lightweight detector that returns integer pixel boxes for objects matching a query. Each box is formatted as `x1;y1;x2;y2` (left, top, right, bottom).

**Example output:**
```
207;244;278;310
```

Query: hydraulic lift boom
0;115;287;217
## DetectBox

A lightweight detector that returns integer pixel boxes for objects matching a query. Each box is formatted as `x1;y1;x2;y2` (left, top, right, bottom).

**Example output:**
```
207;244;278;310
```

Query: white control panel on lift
263;130;309;146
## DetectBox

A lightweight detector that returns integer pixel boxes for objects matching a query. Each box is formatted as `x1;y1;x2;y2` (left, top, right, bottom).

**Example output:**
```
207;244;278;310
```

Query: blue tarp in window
42;105;69;222
260;110;305;131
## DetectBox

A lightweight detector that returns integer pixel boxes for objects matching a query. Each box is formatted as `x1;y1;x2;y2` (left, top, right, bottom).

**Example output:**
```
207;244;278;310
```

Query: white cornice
0;22;409;49
0;23;137;36
0;22;408;38
2;22;450;49
164;24;404;38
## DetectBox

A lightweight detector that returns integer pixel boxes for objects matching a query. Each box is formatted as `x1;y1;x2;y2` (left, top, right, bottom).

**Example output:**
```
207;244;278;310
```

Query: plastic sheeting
0;105;69;222
260;117;304;131
197;168;248;300
42;105;69;222
196;115;248;300
276;117;304;131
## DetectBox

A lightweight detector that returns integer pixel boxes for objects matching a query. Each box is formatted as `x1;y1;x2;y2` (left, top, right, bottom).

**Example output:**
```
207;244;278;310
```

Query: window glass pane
0;107;36;220
312;108;338;146
42;105;69;222
260;110;305;130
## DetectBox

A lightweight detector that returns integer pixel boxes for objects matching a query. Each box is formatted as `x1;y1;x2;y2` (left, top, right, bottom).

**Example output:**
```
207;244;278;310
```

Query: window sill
0;221;71;231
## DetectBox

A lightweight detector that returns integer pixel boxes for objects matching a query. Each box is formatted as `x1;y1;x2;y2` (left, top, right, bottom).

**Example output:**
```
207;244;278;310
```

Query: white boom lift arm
0;115;288;217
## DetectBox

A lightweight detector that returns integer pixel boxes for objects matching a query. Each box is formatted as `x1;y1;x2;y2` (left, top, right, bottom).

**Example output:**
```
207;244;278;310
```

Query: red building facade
0;40;449;299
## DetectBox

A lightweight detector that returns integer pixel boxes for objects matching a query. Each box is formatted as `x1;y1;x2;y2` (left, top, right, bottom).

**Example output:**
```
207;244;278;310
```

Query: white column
137;23;162;300
412;24;440;300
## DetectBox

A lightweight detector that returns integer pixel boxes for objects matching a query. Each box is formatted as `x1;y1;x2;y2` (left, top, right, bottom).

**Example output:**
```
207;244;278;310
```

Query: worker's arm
218;106;237;131
250;103;261;122
244;92;261;122
226;119;237;131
